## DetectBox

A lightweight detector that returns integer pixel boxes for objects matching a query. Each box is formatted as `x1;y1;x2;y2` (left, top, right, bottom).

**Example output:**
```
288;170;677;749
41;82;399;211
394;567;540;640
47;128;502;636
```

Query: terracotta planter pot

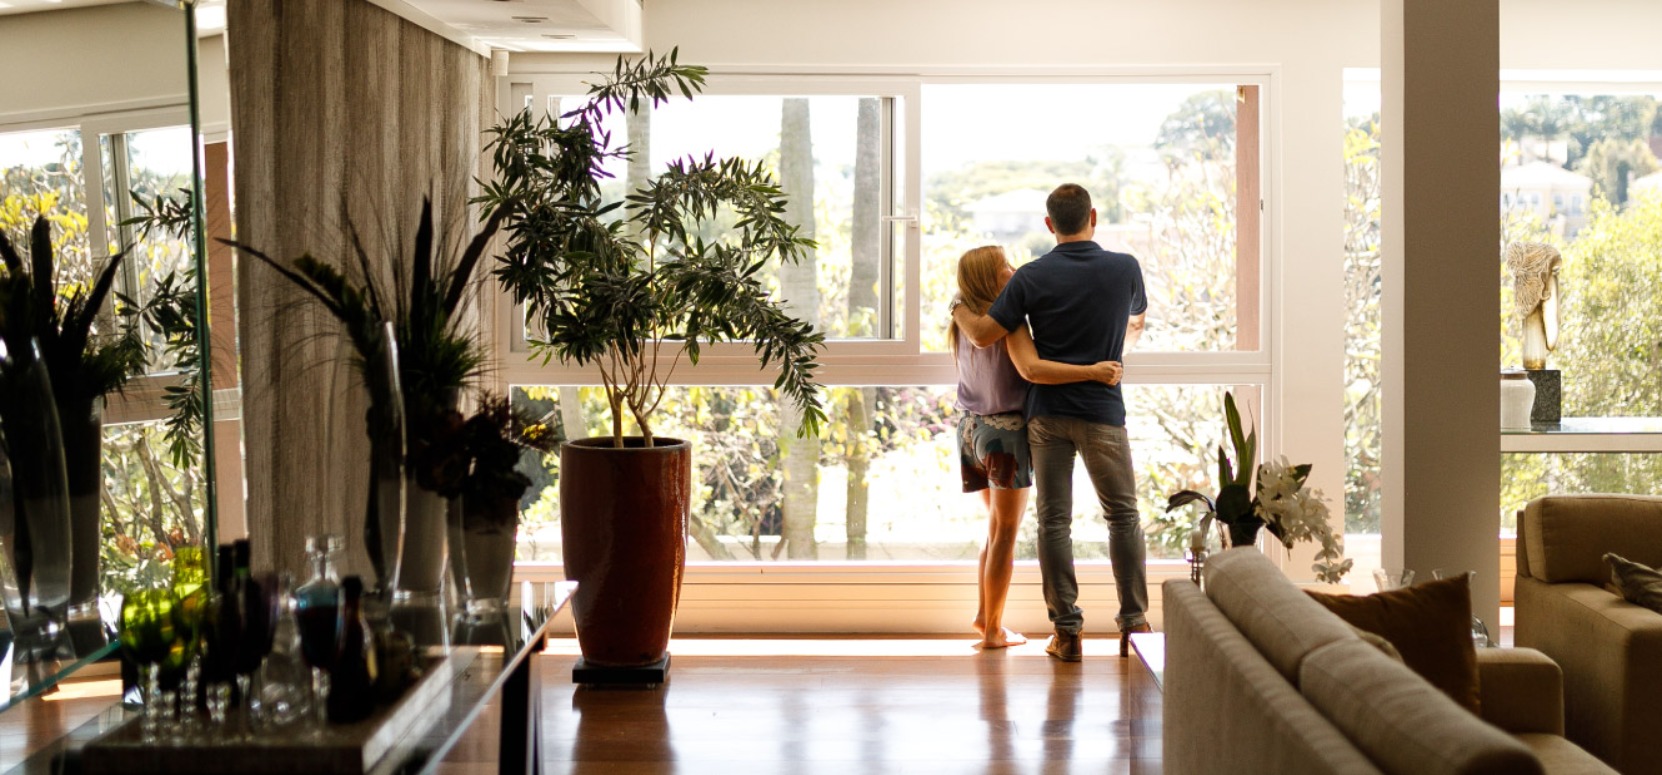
560;437;689;668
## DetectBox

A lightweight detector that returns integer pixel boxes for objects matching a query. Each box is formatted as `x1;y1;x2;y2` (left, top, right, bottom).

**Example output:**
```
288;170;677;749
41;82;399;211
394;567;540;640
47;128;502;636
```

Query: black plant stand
572;653;671;685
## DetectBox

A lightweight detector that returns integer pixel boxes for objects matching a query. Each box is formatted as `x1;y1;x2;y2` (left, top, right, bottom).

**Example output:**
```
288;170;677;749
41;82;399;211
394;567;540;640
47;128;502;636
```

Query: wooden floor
537;637;1163;775
2;637;1163;774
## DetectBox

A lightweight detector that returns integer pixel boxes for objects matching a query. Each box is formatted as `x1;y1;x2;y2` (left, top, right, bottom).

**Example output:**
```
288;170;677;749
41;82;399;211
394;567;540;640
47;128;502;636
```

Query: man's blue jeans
1028;415;1148;634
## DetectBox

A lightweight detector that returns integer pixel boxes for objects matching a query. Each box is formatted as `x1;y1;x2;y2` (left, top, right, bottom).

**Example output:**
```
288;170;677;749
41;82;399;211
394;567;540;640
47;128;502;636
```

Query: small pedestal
573;653;670;685
1526;369;1561;427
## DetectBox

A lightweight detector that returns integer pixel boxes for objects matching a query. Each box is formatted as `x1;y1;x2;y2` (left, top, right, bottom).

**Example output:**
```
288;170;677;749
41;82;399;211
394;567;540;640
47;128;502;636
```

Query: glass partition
0;1;215;695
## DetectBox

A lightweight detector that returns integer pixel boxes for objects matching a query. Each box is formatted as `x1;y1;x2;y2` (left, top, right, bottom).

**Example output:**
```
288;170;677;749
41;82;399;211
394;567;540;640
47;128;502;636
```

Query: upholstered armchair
1515;494;1662;775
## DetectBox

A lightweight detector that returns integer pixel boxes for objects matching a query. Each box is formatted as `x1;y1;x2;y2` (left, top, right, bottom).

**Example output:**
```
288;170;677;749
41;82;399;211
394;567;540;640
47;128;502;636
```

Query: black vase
1226;518;1263;548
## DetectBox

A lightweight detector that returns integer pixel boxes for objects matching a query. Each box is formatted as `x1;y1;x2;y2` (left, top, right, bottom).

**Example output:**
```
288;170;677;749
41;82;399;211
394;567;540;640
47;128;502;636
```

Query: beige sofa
1163;548;1613;775
1516;493;1662;775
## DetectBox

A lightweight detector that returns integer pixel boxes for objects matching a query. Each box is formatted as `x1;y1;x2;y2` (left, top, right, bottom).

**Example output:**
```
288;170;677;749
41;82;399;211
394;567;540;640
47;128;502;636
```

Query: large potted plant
479;49;826;672
0;215;148;643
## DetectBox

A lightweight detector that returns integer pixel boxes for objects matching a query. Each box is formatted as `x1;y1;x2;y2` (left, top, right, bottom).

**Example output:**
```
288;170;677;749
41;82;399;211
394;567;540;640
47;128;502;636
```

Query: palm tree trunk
778;98;820;559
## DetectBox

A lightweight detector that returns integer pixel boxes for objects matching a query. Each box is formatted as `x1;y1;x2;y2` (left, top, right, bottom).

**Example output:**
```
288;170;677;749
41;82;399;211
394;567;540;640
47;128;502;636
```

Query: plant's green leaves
28;217;53;327
1215;483;1253;525
1166;490;1215;514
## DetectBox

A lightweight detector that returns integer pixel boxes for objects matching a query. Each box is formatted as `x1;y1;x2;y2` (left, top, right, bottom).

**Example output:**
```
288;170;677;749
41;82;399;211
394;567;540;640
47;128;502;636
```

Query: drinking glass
233;571;279;722
119;589;174;744
1373;568;1415;592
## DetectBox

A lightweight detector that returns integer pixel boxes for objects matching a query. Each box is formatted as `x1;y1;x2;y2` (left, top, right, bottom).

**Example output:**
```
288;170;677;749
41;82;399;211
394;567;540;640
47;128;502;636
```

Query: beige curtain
228;0;494;581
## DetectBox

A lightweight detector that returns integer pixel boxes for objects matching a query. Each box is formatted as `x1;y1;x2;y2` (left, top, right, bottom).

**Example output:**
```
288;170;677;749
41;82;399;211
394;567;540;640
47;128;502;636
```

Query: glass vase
0;339;75;683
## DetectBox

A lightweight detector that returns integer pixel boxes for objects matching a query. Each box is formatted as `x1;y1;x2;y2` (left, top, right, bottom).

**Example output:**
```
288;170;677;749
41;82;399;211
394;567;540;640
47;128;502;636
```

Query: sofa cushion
1300;638;1543;775
1514;734;1619;774
1522;495;1662;584
1164;579;1386;774
1306;573;1481;713
1203;548;1359;683
1606;552;1662;614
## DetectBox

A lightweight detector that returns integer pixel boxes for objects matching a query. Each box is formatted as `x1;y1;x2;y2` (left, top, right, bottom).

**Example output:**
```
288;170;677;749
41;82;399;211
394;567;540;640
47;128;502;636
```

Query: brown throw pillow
1305;573;1480;713
1605;552;1662;613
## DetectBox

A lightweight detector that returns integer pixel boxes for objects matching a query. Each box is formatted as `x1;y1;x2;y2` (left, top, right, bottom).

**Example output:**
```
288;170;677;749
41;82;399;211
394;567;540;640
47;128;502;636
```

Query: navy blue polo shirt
986;240;1147;426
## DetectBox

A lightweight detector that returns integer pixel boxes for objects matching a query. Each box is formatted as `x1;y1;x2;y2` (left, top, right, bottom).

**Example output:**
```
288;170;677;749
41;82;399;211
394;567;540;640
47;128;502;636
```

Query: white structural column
1380;0;1501;622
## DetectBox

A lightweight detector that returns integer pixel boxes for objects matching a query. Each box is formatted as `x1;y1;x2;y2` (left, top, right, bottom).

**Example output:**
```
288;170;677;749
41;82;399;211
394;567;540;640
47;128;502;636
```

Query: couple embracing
950;183;1149;661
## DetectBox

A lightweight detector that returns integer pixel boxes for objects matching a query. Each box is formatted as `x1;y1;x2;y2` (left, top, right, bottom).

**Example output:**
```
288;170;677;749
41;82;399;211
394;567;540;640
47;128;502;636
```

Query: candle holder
1186;548;1208;586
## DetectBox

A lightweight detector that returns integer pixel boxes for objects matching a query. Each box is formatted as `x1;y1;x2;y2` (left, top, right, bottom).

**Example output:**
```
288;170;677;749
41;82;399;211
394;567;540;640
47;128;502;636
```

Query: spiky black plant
0;216;147;611
477;48;827;447
230;197;507;474
0;216;147;413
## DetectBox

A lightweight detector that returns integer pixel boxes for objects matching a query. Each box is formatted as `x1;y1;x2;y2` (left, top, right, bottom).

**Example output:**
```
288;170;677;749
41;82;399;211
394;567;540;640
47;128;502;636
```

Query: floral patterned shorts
958;411;1033;492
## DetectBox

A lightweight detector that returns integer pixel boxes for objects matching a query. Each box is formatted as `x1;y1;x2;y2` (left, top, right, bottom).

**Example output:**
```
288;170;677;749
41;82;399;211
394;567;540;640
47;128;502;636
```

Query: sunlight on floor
540;635;1127;658
41;679;122;702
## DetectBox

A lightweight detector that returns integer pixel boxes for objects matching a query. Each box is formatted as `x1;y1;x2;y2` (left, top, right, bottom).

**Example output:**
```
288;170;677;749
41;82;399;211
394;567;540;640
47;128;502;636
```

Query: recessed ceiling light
542;33;575;39
510;15;547;23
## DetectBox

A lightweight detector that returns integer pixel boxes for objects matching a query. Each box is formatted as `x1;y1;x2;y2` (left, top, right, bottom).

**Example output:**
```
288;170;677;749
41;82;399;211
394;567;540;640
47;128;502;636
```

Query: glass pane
1344;77;1383;535
0;127;94;285
512;382;1262;564
101;420;208;593
100;126;195;373
921;83;1245;353
1501;452;1662;535
1499;92;1662;419
517;95;895;344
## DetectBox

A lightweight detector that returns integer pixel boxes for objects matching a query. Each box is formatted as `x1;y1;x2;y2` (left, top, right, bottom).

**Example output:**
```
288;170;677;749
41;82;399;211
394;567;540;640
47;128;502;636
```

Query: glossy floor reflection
539;637;1163;774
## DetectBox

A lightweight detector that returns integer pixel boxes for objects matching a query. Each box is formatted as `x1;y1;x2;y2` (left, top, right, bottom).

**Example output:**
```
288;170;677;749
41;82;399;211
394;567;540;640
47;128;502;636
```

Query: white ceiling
0;0;127;15
0;0;224;34
399;0;641;54
0;0;634;53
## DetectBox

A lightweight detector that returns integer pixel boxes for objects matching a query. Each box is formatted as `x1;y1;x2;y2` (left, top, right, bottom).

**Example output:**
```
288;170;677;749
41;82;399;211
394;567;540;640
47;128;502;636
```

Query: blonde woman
951;245;1122;649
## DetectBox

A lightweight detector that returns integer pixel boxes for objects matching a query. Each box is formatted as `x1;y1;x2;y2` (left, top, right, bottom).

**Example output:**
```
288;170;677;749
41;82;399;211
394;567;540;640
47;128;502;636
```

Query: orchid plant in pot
449;395;556;615
1165;392;1353;584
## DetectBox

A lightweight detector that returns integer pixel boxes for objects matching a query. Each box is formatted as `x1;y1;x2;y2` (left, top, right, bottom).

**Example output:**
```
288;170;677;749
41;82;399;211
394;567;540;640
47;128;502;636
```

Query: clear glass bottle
294;534;341;732
250;573;311;734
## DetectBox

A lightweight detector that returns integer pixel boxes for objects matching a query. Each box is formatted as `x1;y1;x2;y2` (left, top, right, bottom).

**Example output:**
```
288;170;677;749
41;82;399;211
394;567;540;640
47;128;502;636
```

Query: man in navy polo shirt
952;183;1148;662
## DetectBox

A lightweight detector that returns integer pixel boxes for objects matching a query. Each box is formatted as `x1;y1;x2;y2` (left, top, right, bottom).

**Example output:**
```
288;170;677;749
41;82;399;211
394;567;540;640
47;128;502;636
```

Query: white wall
0;3;229;130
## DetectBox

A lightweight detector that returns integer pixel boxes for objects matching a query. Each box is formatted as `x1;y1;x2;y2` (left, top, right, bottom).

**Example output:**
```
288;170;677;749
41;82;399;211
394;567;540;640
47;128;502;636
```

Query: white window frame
1;104;195;426
489;67;1282;633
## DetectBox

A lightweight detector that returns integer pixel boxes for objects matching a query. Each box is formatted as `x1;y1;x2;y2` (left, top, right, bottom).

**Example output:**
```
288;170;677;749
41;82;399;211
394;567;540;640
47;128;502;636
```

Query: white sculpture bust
1504;241;1562;370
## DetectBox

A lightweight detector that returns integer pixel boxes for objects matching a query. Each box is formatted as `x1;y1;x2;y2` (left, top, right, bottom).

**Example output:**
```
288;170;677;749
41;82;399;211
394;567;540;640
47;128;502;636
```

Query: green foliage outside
1343;93;1662;535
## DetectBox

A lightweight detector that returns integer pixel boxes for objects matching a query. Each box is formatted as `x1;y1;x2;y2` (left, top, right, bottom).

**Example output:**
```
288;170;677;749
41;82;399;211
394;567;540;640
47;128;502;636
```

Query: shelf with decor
1500;417;1662;453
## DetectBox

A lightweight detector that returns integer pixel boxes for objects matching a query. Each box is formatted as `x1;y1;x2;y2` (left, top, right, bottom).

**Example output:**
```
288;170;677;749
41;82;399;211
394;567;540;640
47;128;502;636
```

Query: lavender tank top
954;329;1030;415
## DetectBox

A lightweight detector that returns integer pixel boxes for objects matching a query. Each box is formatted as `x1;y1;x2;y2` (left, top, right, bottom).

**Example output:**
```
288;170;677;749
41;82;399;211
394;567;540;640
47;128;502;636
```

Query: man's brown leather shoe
1045;630;1082;662
1119;622;1154;657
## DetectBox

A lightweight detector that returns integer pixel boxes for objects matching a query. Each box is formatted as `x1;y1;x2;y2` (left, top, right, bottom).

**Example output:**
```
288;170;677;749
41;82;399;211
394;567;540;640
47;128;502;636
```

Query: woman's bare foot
972;615;986;636
978;627;1028;649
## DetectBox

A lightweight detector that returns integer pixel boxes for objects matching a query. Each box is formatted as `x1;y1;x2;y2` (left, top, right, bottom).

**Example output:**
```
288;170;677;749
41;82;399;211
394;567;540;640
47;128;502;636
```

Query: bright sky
0;125;194;179
592;83;1232;180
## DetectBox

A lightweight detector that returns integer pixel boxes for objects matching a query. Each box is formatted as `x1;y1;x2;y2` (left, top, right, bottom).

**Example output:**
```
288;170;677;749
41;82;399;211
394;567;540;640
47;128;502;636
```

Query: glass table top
1;580;574;775
0;639;121;715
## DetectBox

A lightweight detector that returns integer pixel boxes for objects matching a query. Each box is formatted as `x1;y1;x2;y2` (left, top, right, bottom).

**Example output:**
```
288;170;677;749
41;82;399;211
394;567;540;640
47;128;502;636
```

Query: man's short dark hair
1046;184;1093;236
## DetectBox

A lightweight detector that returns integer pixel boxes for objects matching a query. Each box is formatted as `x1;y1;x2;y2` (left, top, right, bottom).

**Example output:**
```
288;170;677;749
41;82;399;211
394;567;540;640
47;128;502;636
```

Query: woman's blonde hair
950;245;1011;357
